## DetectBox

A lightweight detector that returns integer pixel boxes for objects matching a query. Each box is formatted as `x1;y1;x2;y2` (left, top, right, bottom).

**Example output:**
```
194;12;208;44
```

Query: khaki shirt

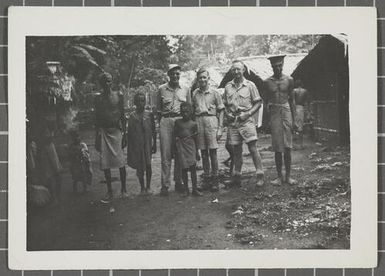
156;83;191;116
223;79;262;116
192;87;224;116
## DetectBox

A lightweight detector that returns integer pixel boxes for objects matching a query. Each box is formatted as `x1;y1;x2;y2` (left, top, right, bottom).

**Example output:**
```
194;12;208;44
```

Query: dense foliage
26;34;323;131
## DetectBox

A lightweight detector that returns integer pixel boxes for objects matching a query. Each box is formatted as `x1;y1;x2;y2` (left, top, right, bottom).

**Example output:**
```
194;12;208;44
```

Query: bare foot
255;175;264;187
285;178;297;185
271;177;284;186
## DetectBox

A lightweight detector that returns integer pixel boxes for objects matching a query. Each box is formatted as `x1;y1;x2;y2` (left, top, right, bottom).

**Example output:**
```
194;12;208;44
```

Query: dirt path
27;132;350;251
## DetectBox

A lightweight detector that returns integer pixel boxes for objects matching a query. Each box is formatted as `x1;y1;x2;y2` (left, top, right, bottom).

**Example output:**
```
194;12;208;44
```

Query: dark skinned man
264;55;297;186
94;72;127;203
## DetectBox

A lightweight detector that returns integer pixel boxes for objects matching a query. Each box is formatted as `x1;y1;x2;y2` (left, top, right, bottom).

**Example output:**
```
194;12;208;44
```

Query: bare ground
27;131;350;251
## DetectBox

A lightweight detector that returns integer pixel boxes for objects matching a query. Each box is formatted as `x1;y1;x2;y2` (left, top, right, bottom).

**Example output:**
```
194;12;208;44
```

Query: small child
69;130;92;193
174;102;203;197
126;92;156;195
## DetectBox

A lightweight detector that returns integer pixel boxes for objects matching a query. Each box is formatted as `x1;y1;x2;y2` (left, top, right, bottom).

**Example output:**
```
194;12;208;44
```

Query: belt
162;113;180;118
196;113;216;117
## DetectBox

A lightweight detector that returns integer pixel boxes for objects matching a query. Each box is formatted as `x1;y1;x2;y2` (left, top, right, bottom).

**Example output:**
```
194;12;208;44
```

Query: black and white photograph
25;33;351;251
7;7;377;269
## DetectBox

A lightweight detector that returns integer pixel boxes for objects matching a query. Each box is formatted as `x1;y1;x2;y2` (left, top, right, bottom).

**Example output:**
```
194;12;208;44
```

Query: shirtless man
293;79;309;150
94;72;127;203
264;55;296;186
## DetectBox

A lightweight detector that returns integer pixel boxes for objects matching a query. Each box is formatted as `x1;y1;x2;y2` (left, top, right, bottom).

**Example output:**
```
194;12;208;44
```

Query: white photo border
8;7;378;270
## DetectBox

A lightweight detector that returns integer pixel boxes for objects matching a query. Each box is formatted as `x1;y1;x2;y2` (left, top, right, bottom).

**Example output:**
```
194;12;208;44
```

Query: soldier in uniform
264;55;297;186
223;60;264;188
191;68;225;192
157;64;191;196
94;72;127;203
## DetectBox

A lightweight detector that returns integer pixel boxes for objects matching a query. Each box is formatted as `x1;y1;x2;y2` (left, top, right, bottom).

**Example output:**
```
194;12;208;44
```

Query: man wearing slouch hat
157;64;191;196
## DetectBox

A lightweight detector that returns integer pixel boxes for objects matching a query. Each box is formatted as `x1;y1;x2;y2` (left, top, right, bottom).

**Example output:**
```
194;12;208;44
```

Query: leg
200;149;211;190
181;168;189;196
201;149;210;177
159;118;172;195
271;152;284;186
299;132;304;149
190;165;202;196
223;143;233;167
103;169;113;200
136;168;145;194
119;166;127;193
232;144;243;187
247;140;264;187
229;145;234;176
145;164;152;191
284;148;296;185
209;149;219;191
174;153;183;192
173;119;182;191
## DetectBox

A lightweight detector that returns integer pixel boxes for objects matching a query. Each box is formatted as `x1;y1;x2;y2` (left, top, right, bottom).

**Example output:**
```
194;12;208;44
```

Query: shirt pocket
238;89;251;109
208;103;216;112
176;90;187;102
161;96;173;110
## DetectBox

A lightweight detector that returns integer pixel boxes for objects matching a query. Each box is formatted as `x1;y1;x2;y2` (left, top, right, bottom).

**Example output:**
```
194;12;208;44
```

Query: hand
152;144;157;154
238;111;250;122
121;133;127;149
216;128;223;141
196;150;201;161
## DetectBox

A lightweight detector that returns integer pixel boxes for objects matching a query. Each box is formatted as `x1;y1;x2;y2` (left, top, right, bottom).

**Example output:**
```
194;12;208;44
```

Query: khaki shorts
227;118;258;145
196;116;219;150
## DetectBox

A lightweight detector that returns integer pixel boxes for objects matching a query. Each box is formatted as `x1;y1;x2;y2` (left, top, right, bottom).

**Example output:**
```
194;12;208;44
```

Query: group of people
93;54;309;203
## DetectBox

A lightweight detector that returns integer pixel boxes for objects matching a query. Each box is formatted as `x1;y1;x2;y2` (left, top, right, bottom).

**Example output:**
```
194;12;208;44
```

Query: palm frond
70;45;102;69
77;44;107;55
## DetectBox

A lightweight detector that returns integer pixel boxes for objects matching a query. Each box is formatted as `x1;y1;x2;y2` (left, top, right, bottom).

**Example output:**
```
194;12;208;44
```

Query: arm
215;90;225;139
94;95;101;133
156;86;162;124
94;96;101;152
151;112;157;153
119;93;127;149
223;86;234;121
119;93;127;133
192;123;200;161
239;83;262;121
288;78;296;124
263;80;269;112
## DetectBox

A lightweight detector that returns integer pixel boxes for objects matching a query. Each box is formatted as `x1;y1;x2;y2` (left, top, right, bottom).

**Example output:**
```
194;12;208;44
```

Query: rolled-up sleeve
156;86;162;114
214;90;225;110
185;87;191;104
250;83;262;104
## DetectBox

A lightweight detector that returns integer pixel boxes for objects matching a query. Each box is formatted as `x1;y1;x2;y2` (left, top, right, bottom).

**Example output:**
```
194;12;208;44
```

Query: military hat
167;64;181;73
268;55;286;64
